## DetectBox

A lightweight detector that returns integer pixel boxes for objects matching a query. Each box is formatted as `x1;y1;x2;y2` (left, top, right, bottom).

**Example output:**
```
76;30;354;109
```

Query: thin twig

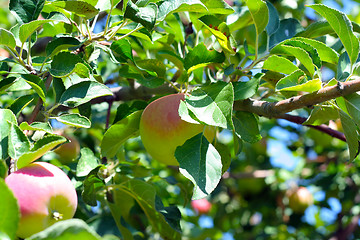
279;114;346;142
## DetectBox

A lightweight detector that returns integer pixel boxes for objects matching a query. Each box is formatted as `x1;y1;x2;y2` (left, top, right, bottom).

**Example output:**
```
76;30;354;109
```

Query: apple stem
52;211;63;221
9;159;17;174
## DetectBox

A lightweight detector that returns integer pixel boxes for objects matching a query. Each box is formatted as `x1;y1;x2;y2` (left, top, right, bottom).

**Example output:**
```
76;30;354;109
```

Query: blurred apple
5;162;78;238
140;93;215;166
288;187;314;214
191;198;212;215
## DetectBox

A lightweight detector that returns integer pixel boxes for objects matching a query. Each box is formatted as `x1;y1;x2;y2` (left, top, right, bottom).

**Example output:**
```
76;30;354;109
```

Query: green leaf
19;122;53;134
59;80;113;108
233;111;261;143
124;1;157;31
0;28;16;49
179;81;234;130
337;52;351;81
0;160;8;179
228;8;253;32
53;77;66;103
73;63;90;78
8;95;34;117
21;74;46;103
46;36;81;58
310;4;359;65
339;110;359;161
296;20;333;39
109;179;181;239
245;0;269;36
76;148;100;177
282;39;322;70
113;100;147;124
157;50;184;70
344;93;360;129
303;106;339;126
265;1;279;36
17;135;67;169
135;60;167;88
263;55;299;75
175;133;222;199
27;219;101;240
104;188;135;240
101;111;142;158
0;110;17;160
19;19;52;43
0;77;17;92
50;1;99;19
269;18;303;48
201;0;234;15
0;178;20;240
155;197;181;232
184;43;225;73
233;73;262;100
9;0;45;23
292;37;339;64
82;166;106;206
214;142;231;174
271;44;316;76
110;39;134;63
8;123;30;160
50;52;84;78
54;113;91;128
157;0;206;21
275;69;321;92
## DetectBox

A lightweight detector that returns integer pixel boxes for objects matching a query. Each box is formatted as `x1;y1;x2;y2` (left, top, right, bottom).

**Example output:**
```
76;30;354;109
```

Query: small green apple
5;162;78;239
139;93;215;166
288;187;314;214
54;133;80;164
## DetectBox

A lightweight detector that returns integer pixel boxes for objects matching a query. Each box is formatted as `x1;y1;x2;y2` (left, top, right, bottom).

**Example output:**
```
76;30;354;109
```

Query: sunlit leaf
9;0;45;23
184;43;225;73
175;133;222;199
17;135;67;169
310;4;359;65
59;81;113;108
101;111;142;158
179;81;234;130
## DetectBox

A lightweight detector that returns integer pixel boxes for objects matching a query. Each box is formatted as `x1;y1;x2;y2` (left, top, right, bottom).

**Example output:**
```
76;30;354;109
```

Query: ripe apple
191;198;212;215
139;93;215;166
54;133;80;164
288;187;314;214
5;162;78;239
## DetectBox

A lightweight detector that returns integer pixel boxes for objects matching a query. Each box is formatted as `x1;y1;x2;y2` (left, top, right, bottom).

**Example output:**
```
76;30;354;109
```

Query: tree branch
234;77;360;117
330;214;360;240
278;114;346;142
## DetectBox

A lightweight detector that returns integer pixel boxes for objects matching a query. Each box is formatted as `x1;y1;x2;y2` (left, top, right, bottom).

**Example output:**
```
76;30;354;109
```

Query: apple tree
1;0;360;239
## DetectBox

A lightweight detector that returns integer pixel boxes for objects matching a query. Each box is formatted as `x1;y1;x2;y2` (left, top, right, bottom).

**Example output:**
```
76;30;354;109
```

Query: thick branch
234;77;360;117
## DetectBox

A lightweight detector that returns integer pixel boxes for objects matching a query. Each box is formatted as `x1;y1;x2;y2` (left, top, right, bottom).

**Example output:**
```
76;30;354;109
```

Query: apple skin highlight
140;93;215;166
5;162;78;239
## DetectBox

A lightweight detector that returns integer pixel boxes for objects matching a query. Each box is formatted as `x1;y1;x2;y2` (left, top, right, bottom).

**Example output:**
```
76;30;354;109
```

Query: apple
191;198;212;215
139;93;215;166
5;162;78;239
288;187;314;214
54;133;80;164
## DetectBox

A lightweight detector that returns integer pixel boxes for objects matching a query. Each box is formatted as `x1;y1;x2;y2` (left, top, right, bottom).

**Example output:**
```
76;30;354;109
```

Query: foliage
1;0;360;239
